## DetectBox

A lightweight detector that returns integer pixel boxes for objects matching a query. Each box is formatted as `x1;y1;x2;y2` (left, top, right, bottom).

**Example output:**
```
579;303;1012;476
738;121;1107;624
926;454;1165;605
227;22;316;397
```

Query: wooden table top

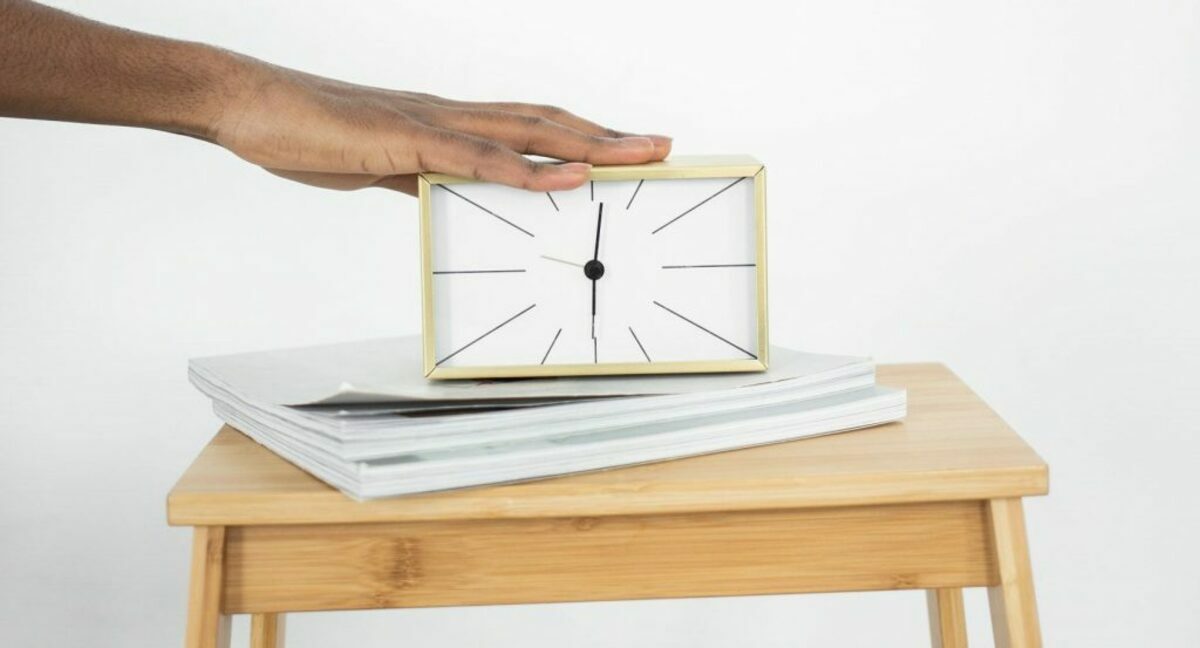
167;363;1048;526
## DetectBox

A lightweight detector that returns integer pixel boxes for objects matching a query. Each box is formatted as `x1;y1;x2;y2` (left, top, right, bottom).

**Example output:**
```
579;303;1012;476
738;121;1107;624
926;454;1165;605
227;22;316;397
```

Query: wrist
161;42;261;142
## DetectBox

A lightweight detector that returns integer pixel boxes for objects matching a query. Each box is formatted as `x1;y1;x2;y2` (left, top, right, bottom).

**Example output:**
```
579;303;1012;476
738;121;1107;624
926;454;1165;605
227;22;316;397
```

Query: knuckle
520;174;542;190
519;161;544;188
515;134;534;155
538;104;568;118
471;139;504;158
429;128;463;148
517;114;544;128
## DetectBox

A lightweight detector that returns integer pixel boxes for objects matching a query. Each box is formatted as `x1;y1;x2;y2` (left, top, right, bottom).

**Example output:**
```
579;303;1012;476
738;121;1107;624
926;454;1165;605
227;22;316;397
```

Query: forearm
0;0;250;139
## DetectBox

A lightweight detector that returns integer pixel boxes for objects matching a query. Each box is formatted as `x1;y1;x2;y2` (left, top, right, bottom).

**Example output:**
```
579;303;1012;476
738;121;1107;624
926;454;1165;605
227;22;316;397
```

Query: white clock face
425;173;763;375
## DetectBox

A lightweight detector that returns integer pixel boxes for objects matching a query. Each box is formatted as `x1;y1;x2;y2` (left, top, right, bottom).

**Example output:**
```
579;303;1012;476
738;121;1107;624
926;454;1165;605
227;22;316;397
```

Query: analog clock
418;155;767;379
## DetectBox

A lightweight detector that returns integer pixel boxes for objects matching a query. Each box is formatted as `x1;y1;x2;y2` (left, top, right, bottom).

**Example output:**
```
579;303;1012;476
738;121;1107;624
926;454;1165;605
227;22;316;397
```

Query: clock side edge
754;166;770;370
417;174;437;377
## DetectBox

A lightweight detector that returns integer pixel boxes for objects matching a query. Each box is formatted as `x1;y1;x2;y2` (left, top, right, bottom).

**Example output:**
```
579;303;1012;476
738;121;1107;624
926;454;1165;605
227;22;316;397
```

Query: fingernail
556;162;592;173
645;134;673;142
618;136;655;146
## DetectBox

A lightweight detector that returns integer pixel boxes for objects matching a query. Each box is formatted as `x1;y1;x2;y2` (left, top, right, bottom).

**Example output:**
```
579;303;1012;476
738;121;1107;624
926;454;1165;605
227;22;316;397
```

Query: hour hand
539;254;584;269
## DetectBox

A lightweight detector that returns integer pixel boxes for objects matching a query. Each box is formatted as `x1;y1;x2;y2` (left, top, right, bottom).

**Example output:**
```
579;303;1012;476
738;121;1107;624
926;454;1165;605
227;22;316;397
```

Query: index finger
407;124;592;192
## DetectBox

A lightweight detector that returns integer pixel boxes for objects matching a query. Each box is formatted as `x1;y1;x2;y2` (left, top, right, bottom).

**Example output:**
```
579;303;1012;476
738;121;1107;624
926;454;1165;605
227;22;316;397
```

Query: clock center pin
584;259;605;280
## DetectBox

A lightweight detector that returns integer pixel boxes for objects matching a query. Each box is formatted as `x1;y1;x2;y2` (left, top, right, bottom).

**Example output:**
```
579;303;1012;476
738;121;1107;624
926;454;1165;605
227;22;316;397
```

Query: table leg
250;613;286;648
926;588;968;647
185;526;231;648
986;498;1042;648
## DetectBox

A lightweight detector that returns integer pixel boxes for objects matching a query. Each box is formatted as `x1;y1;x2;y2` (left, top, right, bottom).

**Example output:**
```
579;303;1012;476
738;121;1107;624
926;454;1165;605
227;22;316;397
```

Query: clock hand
593;201;604;260
539;254;584;269
586;202;605;360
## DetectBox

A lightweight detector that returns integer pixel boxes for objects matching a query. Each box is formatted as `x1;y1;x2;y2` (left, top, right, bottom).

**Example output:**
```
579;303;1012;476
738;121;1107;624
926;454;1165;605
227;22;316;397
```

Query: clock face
422;166;766;378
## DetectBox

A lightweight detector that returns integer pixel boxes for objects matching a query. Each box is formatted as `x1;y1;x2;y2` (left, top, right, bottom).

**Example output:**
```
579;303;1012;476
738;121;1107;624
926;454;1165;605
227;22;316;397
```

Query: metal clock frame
418;155;769;379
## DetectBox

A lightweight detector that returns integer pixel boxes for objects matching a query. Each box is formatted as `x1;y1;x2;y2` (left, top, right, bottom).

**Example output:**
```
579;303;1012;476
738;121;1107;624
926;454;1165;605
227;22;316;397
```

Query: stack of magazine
189;337;906;499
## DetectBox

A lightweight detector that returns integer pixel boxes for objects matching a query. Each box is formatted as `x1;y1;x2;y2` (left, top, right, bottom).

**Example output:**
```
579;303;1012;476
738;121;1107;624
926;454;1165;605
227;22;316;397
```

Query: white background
1;1;1197;645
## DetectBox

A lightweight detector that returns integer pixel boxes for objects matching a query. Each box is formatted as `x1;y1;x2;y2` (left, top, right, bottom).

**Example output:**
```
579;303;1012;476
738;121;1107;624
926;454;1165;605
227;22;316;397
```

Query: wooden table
168;364;1049;648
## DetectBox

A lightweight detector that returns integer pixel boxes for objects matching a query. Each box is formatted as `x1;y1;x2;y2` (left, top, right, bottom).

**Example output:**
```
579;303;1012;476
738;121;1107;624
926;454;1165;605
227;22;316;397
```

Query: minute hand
587;203;605;354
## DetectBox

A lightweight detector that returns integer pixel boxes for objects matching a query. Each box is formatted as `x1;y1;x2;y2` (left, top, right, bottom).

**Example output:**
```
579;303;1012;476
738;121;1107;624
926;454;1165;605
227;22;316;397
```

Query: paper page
189;336;868;406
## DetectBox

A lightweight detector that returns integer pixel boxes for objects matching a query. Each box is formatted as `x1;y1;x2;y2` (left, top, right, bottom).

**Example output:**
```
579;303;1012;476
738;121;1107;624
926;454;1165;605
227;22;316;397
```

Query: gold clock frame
417;154;769;379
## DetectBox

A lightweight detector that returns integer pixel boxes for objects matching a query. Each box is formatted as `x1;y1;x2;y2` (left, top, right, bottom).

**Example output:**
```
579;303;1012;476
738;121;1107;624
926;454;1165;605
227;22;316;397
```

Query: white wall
2;1;1198;645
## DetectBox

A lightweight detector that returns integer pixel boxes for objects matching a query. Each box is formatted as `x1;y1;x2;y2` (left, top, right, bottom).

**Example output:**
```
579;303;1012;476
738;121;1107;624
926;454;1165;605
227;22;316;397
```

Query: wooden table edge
167;463;1047;526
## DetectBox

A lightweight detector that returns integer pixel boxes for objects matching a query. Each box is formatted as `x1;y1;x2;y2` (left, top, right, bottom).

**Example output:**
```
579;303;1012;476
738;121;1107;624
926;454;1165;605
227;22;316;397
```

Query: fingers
427;108;660;165
405;124;592;191
493;103;673;160
413;95;672;160
266;126;593;193
253;91;670;194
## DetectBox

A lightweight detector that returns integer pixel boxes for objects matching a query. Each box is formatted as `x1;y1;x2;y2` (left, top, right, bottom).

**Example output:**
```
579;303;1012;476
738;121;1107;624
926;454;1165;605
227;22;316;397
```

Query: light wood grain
167;364;1048;526
249;613;285;648
987;498;1042;647
185;526;230;648
220;500;996;613
927;588;969;647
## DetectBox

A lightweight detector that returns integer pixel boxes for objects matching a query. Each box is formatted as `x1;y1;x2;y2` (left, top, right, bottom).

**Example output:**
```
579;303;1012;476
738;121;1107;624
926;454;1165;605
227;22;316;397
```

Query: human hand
211;61;672;195
0;2;670;195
